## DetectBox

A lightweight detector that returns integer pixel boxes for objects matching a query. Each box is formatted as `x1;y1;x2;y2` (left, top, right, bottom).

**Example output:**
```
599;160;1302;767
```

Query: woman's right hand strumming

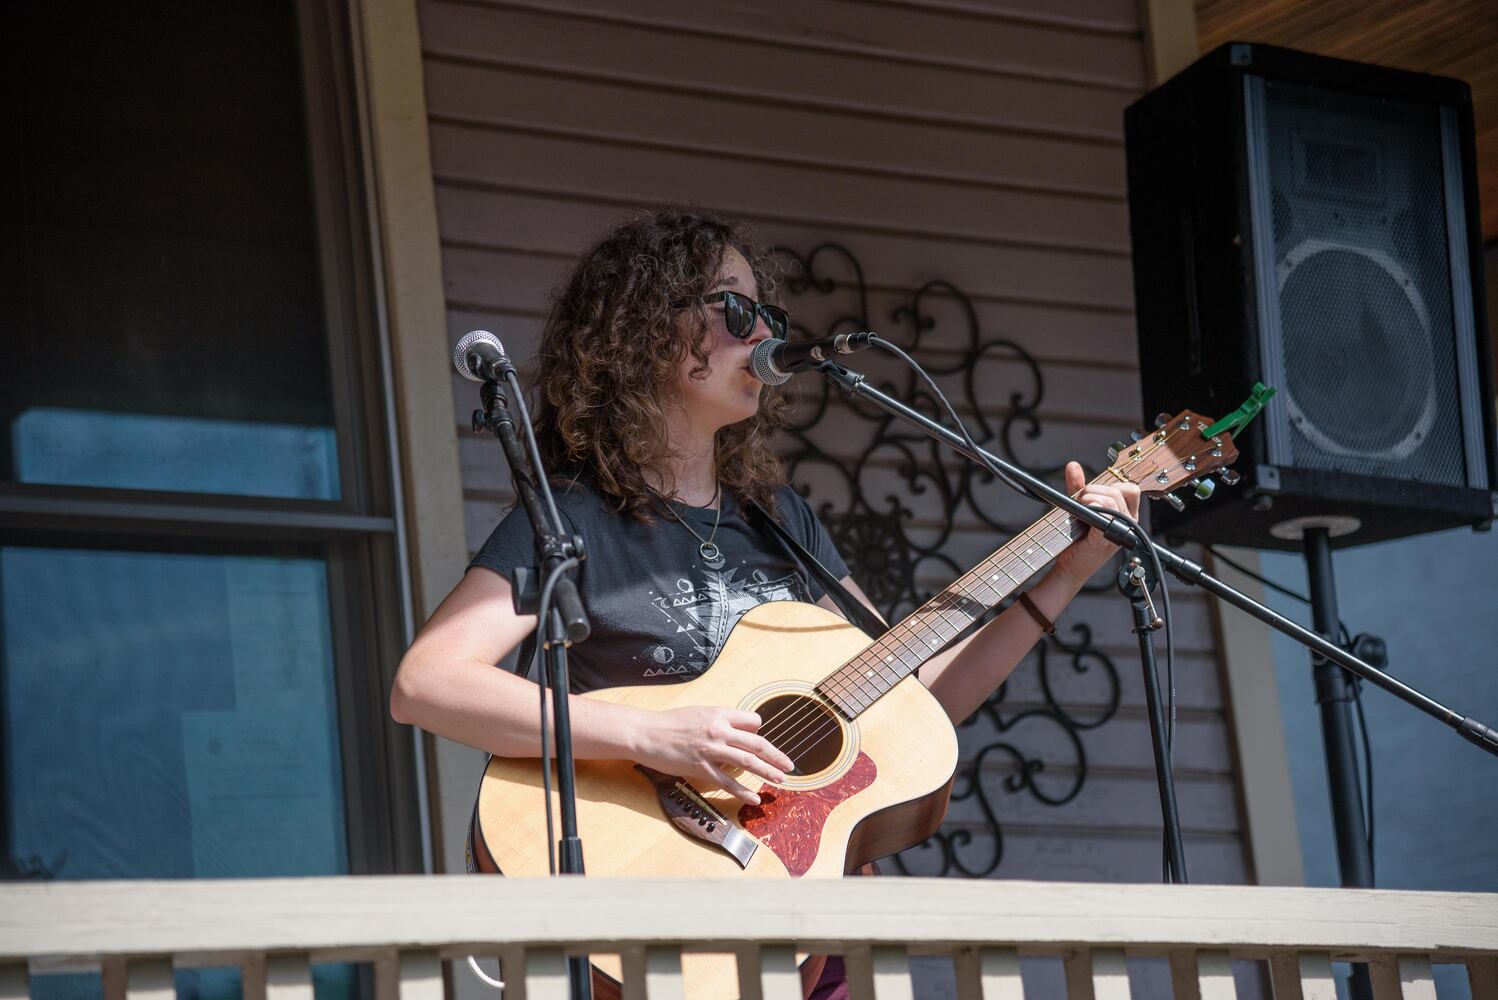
629;705;795;806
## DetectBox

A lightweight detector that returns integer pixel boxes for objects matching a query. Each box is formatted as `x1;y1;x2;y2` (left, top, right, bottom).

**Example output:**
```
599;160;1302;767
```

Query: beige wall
397;0;1261;896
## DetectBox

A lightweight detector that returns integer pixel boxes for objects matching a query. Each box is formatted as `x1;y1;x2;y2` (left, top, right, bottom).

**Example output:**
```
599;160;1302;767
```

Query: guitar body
471;601;959;999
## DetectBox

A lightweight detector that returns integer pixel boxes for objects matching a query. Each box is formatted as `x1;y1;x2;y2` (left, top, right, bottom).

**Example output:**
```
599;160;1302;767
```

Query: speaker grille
1263;79;1467;487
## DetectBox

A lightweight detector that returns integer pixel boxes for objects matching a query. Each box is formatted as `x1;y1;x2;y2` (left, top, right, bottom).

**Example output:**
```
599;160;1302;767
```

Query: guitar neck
817;480;1099;719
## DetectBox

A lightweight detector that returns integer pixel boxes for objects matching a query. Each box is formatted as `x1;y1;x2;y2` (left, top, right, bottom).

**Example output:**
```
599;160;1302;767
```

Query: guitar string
759;419;1205;765
767;415;1206;759
757;504;1077;758
756;476;1102;765
750;423;1202;772
756;440;1189;771
753;455;1145;758
755;482;1097;759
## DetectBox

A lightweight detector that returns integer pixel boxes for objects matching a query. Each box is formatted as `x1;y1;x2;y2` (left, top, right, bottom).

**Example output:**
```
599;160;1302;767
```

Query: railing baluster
1370;956;1436;1000
1064;949;1130;1000
242;955;267;1000
372;951;397;1000
643;947;684;1000
1269;952;1336;1000
526;949;569;1000
497;947;528;1000
394;951;442;1000
759;946;801;1000
619;946;646;1000
844;947;874;1000
0;961;30;1000
1470;957;1498;1000
102;957;126;1000
1169;949;1235;1000
265;955;313;1000
953;946;1023;1000
734;948;763;1000
870;947;913;1000
124;959;173;1000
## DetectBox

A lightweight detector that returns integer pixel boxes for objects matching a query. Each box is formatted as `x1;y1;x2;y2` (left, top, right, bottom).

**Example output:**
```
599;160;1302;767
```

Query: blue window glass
3;544;354;1000
1;2;341;501
12;410;339;500
2;546;348;881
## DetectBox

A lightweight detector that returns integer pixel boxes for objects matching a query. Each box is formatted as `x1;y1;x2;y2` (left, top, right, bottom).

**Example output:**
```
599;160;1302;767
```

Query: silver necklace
676;484;725;569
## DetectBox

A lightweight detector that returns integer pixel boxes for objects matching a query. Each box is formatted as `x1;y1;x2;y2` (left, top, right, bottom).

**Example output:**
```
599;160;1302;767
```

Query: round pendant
699;542;725;569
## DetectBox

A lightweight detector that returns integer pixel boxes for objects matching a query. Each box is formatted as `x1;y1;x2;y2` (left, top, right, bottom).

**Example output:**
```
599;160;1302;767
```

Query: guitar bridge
633;765;758;869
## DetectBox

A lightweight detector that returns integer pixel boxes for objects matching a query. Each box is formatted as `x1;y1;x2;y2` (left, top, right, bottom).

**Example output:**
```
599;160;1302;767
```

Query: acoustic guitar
469;410;1239;997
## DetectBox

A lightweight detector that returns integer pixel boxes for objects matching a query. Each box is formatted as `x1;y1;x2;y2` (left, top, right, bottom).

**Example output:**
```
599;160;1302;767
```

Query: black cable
529;555;579;877
867;337;1182;881
503;369;567;536
1206;546;1353;645
1353;683;1375;883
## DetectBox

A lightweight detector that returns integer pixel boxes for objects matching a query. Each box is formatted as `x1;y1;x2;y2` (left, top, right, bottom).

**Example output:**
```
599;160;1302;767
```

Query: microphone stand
814;359;1498;876
472;376;594;1000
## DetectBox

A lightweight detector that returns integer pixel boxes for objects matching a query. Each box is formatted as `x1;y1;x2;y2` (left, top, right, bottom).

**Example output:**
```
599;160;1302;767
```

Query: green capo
1202;383;1276;439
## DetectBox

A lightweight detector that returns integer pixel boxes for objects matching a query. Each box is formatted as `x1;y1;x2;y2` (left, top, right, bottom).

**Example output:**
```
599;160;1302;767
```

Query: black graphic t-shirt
469;479;851;694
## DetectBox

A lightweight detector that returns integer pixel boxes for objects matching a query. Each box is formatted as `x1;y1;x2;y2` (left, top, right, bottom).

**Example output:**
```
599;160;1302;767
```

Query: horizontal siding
428;128;1133;255
424;62;1132;198
420;1;1138;140
481;0;1148;87
418;0;1251;894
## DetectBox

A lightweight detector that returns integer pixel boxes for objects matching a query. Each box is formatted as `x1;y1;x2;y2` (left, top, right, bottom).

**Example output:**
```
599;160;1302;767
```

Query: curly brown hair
531;208;792;522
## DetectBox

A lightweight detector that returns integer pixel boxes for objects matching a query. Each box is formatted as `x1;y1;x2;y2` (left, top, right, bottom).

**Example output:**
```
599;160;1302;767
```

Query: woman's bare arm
390;567;793;803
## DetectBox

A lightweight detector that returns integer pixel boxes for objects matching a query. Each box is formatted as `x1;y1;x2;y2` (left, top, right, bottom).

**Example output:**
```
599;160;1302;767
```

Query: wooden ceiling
1195;0;1498;244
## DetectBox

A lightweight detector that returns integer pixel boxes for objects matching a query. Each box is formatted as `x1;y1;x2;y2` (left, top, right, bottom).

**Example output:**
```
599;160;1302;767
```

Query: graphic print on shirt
643;565;803;677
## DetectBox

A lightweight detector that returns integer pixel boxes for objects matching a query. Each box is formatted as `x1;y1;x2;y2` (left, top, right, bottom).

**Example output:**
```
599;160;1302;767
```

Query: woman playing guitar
389;208;1141;999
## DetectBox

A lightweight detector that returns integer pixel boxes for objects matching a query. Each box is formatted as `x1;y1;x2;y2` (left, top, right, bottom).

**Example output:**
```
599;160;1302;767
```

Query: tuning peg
1107;440;1131;462
1190;477;1216;500
1154;412;1172;428
1130;429;1144;442
1219;469;1242;486
1159;492;1186;512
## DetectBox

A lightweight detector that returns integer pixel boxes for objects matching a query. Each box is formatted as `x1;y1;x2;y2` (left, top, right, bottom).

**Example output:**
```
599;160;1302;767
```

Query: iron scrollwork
773;243;1122;878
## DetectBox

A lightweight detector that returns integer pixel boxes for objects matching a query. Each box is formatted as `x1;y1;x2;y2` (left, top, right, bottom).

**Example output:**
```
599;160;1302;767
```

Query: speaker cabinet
1126;43;1496;550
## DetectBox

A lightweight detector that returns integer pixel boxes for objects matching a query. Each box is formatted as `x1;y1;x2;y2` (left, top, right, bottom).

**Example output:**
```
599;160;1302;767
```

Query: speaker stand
1300;524;1374;1000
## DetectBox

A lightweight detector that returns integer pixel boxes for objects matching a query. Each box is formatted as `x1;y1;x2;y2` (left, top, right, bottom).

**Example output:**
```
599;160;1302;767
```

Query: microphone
453;329;516;383
748;332;877;385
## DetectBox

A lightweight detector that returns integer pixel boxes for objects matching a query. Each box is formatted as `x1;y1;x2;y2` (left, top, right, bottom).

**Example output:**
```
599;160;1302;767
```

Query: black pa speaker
1125;43;1496;550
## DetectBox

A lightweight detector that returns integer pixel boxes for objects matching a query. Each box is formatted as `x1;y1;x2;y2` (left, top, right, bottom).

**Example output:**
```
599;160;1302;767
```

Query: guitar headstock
1106;410;1241;511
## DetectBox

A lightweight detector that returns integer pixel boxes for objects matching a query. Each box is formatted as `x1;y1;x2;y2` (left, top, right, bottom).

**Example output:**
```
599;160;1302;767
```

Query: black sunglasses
675;290;789;340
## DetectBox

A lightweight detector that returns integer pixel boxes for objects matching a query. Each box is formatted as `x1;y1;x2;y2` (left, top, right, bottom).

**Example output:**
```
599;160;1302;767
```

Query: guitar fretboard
816;496;1091;719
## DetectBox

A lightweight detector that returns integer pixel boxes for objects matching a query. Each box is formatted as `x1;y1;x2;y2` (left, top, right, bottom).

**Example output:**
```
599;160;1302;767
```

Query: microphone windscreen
748;338;792;386
453;329;505;382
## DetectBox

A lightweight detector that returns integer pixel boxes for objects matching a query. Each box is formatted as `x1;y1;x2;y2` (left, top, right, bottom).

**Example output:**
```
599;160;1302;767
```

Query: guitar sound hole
756;694;844;776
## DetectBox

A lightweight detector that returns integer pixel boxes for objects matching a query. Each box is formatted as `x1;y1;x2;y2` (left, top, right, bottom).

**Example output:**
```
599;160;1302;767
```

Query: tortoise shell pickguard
736;751;877;877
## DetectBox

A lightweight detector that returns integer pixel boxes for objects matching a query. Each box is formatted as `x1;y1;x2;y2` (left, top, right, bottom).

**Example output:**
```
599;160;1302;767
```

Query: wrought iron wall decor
773;243;1121;878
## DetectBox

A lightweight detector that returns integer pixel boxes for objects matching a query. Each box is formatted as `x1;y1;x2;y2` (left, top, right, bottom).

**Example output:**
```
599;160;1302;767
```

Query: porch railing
3;877;1496;1000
